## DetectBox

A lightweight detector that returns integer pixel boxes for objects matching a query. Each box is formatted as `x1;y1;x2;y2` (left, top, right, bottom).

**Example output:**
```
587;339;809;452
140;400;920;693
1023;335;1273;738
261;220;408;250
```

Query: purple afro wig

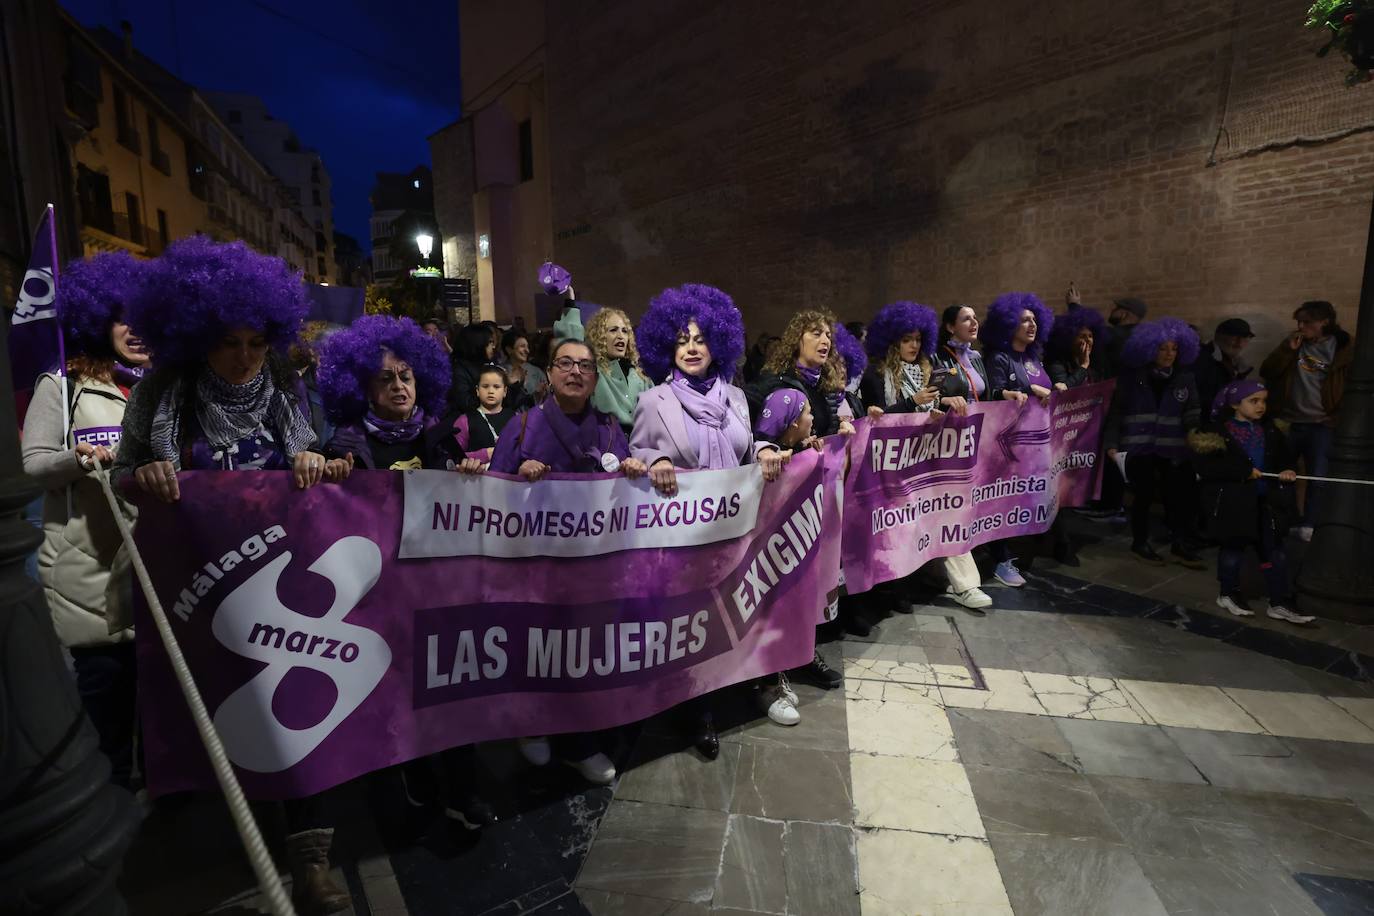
128;236;307;367
833;322;867;382
316;315;451;422
981;292;1054;359
56;251;148;360
637;283;745;383
1121;317;1200;369
1045;308;1107;364
865;301;939;362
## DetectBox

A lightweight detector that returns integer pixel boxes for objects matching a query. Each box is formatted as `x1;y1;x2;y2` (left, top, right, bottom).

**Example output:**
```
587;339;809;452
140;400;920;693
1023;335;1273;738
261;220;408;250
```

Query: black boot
693;711;720;760
286;828;352;916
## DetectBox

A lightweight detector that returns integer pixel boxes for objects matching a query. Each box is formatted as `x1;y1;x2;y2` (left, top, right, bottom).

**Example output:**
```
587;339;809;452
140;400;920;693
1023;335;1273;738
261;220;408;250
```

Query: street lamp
415;233;433;264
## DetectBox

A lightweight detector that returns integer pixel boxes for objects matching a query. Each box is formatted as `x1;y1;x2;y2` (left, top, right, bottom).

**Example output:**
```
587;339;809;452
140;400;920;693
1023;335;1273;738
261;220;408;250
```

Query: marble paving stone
1064;616;1198;651
965;765;1123;841
843;677;940;706
574;800;728;902
1024;672;1154;723
1007;637;1112;678
987;834;1169;916
1284;736;1374;799
1163;727;1343;798
575;889;709;915
1117;680;1265;732
1054;718;1206;784
947;708;1080;774
940;667;1046;715
842;642;929;664
1137;854;1324;916
1330;695;1374;729
960;635;1020;670
723;690;850;754
1086;775;1263;860
711;815;786;915
729;743;853;823
857;830;1012;916
1221;790;1374;880
1220;688;1374;744
912;615;953;633
841;657;935;687
930;662;976;688
1293;873;1374;915
846;697;957;760
782;821;860;916
851;755;984;837
614;738;742;812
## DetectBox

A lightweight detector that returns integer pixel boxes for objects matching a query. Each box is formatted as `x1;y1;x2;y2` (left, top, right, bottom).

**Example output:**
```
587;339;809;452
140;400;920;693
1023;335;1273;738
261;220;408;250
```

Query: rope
88;459;297;916
1259;472;1374;486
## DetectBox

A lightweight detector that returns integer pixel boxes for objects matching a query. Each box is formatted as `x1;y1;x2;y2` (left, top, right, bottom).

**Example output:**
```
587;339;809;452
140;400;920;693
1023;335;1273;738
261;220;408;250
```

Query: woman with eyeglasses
113;237;350;916
488;337;650;784
629;284;790;754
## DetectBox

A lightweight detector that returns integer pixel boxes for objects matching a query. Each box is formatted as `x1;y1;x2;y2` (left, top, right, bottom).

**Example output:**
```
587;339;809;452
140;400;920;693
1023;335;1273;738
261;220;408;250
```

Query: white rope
88;459;297;916
1260;472;1374;486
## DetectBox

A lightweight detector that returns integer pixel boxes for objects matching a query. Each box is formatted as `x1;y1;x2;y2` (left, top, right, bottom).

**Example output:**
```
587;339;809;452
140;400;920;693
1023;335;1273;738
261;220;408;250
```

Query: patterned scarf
365;407;426;444
149;366;315;468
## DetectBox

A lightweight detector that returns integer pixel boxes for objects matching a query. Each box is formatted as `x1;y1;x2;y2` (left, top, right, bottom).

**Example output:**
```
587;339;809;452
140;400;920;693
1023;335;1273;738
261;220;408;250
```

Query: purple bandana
1212;379;1266;420
756;388;806;440
539;262;572;295
365;407;426;445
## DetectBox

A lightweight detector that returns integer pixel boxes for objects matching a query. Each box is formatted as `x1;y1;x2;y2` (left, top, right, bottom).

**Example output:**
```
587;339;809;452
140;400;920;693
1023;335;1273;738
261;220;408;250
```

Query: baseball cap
1111;297;1148;319
1214;318;1254;338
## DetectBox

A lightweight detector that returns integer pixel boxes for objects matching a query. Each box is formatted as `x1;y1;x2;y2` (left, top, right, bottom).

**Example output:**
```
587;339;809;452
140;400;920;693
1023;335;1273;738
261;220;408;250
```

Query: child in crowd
454;366;518;465
1189;379;1315;624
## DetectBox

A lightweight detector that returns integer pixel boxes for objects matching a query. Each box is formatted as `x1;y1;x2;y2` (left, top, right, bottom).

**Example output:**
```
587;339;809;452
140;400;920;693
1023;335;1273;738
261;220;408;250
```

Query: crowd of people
18;236;1354;915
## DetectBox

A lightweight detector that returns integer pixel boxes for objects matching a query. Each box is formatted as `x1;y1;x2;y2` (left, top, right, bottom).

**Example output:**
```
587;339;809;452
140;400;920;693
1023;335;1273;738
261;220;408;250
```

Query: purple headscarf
1211;379;1266;420
756;387;806;440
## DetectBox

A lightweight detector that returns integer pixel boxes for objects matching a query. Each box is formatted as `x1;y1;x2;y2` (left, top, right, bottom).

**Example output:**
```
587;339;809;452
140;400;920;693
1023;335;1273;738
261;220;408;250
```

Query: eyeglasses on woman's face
551;357;598;375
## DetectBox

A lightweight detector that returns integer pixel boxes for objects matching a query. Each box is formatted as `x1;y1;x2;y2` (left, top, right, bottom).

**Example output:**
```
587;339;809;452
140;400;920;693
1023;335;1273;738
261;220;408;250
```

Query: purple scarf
947;341;985;399
114;363;146;389
365;407;426;445
795;363;822;388
669;371;747;470
541;401;610;472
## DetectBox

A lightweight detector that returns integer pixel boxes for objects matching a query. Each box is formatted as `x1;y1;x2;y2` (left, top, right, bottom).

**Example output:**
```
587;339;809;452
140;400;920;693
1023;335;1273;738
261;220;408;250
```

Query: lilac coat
629;382;765;469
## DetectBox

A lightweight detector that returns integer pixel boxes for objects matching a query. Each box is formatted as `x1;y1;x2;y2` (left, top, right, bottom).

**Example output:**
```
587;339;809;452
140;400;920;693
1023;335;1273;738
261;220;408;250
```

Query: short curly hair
1045;308;1107;364
315;315;451;422
56;251;148;361
762;309;846;393
128;236;307;367
584;306;650;382
636;283;745;383
1121;317;1200;369
833;322;867;383
865;301;938;362
981;292;1054;359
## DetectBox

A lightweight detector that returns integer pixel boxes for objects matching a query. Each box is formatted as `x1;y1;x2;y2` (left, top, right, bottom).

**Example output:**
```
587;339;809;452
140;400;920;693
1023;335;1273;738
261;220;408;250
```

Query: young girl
454;366;518;465
1189;379;1314;624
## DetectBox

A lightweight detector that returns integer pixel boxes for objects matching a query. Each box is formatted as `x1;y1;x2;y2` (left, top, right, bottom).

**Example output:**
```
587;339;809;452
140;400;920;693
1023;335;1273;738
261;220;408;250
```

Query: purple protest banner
840;381;1114;594
8;204;63;427
133;444;844;799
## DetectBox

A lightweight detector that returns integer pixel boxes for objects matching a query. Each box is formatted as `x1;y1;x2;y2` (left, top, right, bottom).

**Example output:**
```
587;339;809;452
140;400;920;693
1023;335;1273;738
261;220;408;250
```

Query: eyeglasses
552;357;598;374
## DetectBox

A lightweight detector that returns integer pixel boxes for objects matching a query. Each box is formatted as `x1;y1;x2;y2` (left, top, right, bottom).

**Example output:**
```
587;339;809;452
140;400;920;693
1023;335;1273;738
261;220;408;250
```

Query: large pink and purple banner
133;443;845;799
840;381;1114;594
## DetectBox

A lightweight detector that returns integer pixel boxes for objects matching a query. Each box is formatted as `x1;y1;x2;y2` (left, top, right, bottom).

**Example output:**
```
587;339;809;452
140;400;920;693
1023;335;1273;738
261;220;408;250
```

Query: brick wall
542;0;1370;358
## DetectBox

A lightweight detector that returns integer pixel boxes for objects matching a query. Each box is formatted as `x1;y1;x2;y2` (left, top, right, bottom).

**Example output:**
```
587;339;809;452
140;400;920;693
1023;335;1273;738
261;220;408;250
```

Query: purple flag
9;204;63;427
840;381;1114;594
132;445;845;800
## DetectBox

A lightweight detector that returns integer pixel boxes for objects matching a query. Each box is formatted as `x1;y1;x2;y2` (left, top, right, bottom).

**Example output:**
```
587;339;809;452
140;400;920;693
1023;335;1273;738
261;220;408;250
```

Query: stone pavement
120;514;1374;915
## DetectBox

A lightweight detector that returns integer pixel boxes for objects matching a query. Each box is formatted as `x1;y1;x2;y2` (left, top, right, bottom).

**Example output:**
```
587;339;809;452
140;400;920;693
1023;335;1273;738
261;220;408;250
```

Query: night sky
64;0;462;252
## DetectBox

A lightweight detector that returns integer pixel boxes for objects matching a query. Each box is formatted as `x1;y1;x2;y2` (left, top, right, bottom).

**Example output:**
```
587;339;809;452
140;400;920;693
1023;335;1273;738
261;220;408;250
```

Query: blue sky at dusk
63;0;461;251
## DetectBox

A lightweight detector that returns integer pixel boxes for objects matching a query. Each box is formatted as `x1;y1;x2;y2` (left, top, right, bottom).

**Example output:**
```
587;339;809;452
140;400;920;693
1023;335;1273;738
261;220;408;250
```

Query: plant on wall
1306;0;1374;84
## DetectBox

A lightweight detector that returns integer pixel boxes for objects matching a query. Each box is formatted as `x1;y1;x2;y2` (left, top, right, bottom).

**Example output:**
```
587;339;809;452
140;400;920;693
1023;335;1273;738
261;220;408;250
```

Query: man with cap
1103;296;1148;375
1194;318;1256;415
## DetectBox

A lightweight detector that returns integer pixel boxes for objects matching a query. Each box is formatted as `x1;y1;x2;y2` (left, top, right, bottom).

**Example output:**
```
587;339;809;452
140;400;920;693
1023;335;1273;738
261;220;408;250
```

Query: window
63;35;102;127
518;119;533;182
147;114;170;175
77;165;114;234
317;257;326;277
312;189;321;206
124;191;143;244
156;209;169;249
413;178;421;189
315;231;326;250
311;164;320;184
114;87;139;153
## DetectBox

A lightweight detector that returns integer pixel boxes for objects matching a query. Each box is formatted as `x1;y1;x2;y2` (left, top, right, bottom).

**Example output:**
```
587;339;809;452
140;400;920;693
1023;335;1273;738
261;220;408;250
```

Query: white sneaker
517;736;552;766
947;586;993;609
778;672;799;706
1295;526;1314;543
759;681;800;726
1268;604;1315;625
565;751;616;785
1216;595;1254;617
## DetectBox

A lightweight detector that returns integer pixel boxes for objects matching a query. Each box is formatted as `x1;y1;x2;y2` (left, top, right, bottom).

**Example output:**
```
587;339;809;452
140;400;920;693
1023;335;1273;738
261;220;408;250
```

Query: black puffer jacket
1188;422;1298;543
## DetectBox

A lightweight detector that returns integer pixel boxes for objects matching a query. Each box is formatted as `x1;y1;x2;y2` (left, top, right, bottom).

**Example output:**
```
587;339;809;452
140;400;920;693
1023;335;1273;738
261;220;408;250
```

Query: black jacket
859;362;936;414
748;370;842;437
446;358;483;416
932;344;989;402
1188;421;1298;543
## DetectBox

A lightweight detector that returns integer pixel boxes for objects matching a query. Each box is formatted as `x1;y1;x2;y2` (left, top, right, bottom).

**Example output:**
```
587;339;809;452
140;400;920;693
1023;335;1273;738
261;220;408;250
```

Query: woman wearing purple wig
859;302;994;613
630;284;793;749
1046;307;1107;390
1105;317;1206;569
112;237;351;914
22;251;150;791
